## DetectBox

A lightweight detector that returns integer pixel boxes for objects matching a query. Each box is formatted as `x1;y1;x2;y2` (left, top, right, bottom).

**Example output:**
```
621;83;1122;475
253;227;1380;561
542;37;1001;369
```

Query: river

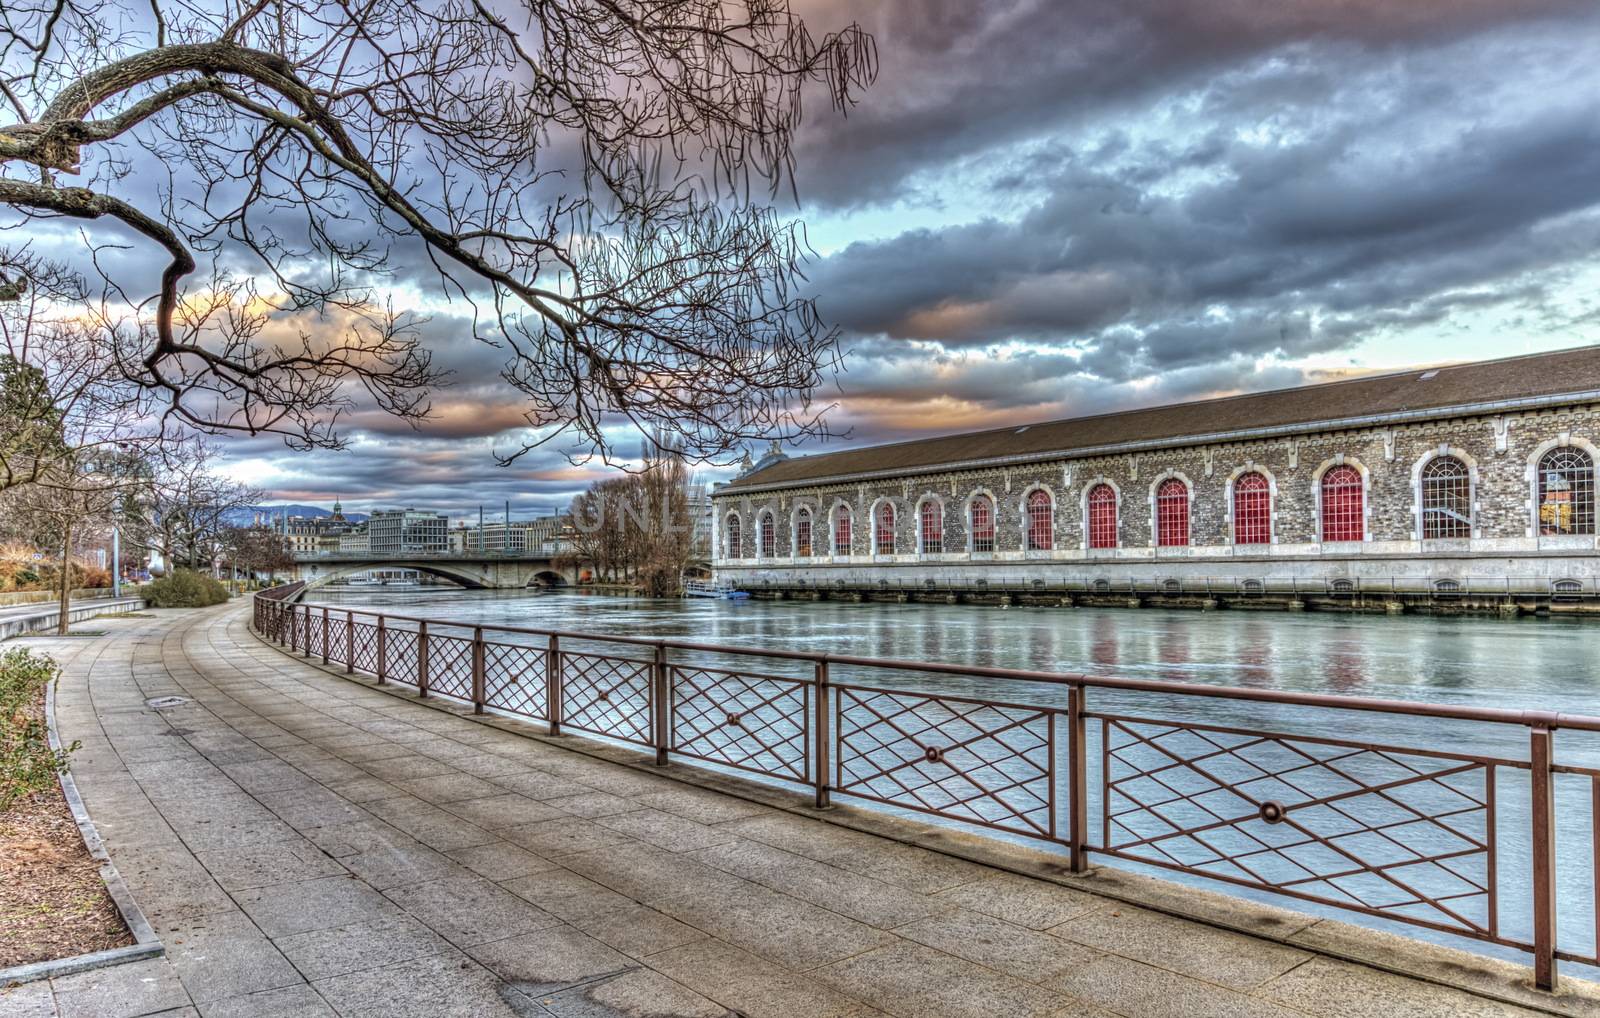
308;586;1600;968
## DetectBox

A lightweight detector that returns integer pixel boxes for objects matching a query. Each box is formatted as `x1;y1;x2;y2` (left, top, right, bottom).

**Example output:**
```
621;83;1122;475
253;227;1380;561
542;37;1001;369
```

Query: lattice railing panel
836;687;1056;839
385;628;419;686
351;622;379;673
1101;716;1496;936
428;634;474;701
672;666;809;781
324;616;350;665
484;641;548;720
561;652;653;745
304;612;324;656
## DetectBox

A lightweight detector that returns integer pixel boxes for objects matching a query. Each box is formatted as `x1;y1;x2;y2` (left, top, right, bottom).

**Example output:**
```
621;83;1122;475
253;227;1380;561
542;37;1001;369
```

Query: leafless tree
561;437;695;593
129;443;262;572
219;523;294;583
0;0;875;461
0;248;154;491
0;444;136;632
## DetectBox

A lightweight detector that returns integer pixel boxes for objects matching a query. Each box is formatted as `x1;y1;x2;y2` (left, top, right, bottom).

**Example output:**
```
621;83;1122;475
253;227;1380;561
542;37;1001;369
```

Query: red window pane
920;501;943;553
725;515;741;557
970;495;995;553
876;503;895;554
1155;478;1189;547
1233;472;1271;545
834;506;851;554
795;509;812;557
1088;484;1117;549
759;512;775;557
1320;465;1364;542
1026;490;1053;551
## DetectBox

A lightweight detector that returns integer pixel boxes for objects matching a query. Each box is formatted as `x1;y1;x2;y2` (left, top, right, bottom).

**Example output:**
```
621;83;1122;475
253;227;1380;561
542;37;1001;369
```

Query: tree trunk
57;519;73;636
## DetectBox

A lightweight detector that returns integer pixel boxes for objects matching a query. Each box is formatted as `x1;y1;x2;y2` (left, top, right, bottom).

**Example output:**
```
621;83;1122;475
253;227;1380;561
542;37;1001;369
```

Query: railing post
320;605;330;664
652;642;669;766
1531;722;1559;991
418;620;430;698
813;656;831;808
546;634;561;735
376;616;387;684
471;626;486;715
345;611;355;674
1068;684;1089;873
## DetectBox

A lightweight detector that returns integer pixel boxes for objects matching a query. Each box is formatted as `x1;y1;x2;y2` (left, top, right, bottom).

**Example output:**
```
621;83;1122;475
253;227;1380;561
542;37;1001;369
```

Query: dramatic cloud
65;0;1595;514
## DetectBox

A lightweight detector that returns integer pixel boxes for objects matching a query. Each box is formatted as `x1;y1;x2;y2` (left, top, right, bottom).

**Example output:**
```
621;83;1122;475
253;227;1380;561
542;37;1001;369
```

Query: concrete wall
0;598;147;640
0;588;117;609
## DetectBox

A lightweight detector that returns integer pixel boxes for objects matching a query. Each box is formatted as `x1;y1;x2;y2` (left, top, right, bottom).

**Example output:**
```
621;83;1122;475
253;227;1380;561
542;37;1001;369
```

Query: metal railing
251;582;1600;990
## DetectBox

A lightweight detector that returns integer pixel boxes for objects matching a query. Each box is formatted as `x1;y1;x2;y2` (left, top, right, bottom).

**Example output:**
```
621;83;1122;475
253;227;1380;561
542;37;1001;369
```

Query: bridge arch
297;561;495;590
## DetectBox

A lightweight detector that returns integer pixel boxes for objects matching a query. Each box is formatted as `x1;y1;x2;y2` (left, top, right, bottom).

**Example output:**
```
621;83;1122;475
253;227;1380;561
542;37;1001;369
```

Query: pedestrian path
0;602;1562;1017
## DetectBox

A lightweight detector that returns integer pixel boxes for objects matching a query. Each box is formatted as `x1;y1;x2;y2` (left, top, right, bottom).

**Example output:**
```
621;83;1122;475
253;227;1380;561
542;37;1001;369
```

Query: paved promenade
0;602;1559;1017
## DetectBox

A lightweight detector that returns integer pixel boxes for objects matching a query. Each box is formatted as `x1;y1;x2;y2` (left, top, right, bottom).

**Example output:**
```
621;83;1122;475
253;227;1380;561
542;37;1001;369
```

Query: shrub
0;648;77;811
143;569;231;608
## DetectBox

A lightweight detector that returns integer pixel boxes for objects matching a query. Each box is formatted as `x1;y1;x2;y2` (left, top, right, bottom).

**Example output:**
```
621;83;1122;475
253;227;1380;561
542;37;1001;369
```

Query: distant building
443;514;576;556
526;515;576;557
282;499;356;555
338;524;369;554
368;509;449;556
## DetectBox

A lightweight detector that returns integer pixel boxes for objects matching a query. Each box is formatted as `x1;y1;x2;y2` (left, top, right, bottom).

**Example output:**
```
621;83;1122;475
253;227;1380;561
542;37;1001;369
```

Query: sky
186;2;1600;518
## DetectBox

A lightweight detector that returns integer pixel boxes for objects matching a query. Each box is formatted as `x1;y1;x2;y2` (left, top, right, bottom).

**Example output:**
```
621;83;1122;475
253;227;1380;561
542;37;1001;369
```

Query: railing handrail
259;589;1600;734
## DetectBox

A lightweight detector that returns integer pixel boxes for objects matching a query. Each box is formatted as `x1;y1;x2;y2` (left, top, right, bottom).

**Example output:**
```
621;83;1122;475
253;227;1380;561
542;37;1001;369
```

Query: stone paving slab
1;601;1575;1017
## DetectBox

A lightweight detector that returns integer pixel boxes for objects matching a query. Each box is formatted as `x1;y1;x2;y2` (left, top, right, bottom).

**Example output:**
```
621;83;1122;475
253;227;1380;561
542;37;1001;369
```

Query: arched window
1155;478;1189;547
833;505;852;554
1320;465;1364;542
1421;457;1472;539
875;503;896;555
1025;490;1053;551
758;511;776;557
919;501;943;554
794;508;813;558
1087;484;1117;549
1539;447;1596;535
1232;472;1271;545
969;495;996;553
725;514;742;558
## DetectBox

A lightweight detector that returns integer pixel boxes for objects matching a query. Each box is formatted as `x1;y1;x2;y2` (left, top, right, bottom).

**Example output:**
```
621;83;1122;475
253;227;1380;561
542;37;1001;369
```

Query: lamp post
111;502;122;598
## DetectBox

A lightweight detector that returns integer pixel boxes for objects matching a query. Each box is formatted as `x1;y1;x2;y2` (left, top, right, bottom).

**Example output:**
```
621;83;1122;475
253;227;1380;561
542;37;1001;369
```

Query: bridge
291;552;580;590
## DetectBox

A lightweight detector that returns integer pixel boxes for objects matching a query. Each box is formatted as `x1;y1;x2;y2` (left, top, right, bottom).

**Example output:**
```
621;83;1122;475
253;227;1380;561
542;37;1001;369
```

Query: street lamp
111;501;123;598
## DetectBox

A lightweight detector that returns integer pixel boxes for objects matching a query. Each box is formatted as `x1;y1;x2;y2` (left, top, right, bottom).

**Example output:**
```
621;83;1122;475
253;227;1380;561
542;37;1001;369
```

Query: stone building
711;347;1600;609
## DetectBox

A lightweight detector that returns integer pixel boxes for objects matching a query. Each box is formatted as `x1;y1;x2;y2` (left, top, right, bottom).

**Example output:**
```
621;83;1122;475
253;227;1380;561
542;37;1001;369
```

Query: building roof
724;344;1600;492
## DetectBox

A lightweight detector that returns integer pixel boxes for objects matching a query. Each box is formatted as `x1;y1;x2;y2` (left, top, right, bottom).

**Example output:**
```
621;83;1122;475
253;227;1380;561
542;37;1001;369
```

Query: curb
0;667;164;987
248;617;1600;1018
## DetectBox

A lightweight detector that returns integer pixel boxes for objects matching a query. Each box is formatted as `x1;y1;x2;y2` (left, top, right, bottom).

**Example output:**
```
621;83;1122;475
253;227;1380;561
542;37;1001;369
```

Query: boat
683;579;750;599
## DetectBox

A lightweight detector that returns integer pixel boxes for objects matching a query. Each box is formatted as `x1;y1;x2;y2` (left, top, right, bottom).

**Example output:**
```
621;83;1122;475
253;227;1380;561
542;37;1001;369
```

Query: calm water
312;587;1600;966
